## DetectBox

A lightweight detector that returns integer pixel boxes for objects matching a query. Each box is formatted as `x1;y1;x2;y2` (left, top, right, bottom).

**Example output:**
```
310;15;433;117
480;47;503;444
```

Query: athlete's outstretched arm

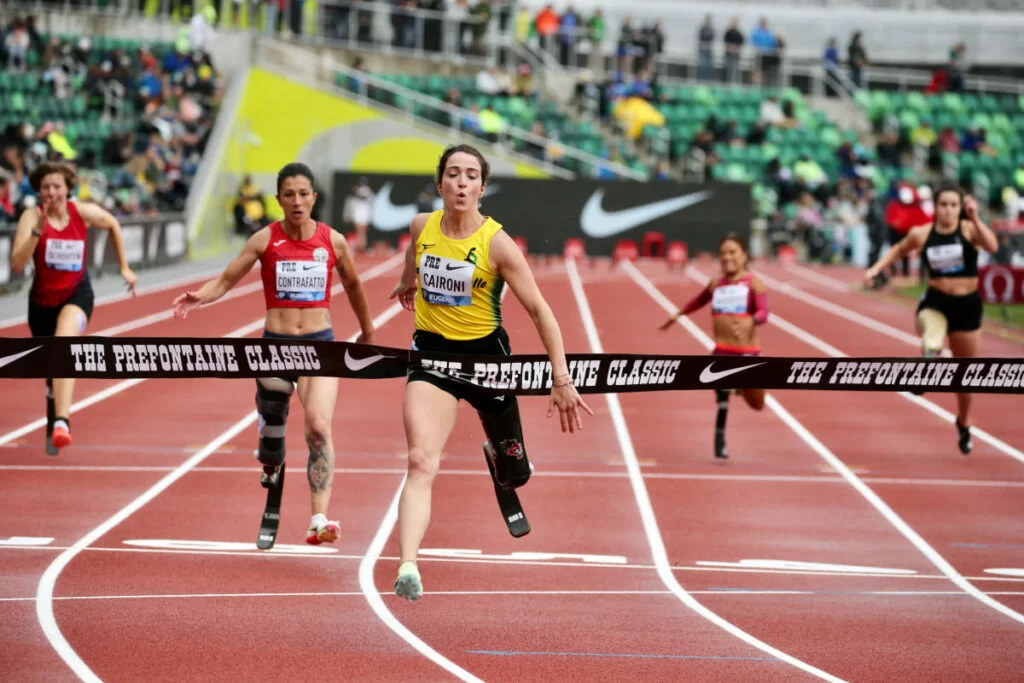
10;207;42;273
172;229;267;318
75;202;136;294
659;281;713;330
963;195;999;254
331;231;375;343
389;213;430;312
491;231;593;433
750;276;769;325
864;224;928;285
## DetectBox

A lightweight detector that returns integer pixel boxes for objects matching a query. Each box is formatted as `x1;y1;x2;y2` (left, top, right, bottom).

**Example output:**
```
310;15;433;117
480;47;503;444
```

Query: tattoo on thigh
306;432;333;493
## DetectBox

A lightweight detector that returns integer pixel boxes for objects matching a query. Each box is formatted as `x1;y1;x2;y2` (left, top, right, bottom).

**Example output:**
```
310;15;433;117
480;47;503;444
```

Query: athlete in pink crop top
659;233;769;459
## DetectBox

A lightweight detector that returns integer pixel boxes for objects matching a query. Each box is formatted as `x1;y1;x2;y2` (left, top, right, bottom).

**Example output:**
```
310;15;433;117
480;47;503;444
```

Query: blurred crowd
0;11;222;225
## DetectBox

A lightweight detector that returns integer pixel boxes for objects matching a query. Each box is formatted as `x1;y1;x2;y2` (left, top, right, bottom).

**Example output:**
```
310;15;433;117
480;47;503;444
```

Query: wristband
553;379;573;388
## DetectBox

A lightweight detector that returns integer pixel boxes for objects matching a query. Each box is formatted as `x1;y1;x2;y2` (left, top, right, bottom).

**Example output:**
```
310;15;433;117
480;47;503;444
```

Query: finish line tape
0;336;1021;395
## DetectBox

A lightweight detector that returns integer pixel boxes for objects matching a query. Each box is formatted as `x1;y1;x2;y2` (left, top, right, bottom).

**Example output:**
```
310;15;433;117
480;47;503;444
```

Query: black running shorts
916;287;983;333
407;326;514;414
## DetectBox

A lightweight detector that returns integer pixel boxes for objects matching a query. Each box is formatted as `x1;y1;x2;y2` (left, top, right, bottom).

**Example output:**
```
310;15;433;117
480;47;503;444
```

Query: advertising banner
331;173;752;256
979;265;1024;304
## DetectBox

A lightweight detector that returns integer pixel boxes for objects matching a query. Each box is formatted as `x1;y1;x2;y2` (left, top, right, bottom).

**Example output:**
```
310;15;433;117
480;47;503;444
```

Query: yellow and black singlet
414;210;506;341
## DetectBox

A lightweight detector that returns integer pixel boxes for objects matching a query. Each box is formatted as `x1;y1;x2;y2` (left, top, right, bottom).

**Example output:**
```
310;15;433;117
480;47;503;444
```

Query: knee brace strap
916;309;947;354
480;399;531;489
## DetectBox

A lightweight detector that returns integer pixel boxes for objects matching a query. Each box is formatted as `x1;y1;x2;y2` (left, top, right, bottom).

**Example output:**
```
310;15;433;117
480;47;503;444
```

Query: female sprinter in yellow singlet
864;183;998;454
388;144;593;601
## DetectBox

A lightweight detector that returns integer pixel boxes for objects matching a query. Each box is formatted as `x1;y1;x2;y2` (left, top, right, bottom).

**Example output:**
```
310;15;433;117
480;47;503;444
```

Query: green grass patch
896;283;1024;330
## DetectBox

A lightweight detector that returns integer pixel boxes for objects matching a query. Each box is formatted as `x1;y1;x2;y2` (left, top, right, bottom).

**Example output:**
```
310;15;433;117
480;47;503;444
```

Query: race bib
419;253;473;307
44;238;84;272
712;284;750;314
926;244;964;275
275;260;328;301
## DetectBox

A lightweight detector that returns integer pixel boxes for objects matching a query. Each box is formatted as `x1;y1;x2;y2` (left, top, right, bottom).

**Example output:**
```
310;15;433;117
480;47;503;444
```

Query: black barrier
0;213;188;292
331;173;752;256
1;336;1022;395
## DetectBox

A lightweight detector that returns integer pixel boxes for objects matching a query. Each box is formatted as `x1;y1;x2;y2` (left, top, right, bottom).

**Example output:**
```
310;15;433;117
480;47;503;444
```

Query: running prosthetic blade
45;384;58;456
257;463;285;550
483;443;531;538
714;429;728;459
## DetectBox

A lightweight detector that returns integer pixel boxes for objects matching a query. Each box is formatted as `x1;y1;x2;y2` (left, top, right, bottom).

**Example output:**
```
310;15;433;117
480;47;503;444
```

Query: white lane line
782;263;854;292
36;413;256;683
359;476;483;683
568;258;844;682
9;588;1024;603
0;254;403;449
688;265;1024;467
625;261;1024;627
349;260;506;683
8;464;1024;489
0;264;232;329
34;281;405;682
9;543;1024;583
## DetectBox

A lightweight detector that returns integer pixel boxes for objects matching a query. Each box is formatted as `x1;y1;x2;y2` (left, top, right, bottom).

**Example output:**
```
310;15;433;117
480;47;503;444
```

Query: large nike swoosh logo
0;346;42;369
344;349;386;372
371;183;502;232
699;361;766;384
580;189;713;238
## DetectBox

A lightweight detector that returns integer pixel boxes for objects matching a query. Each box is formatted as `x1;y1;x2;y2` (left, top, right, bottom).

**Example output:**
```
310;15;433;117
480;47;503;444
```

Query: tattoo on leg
306;432;333;493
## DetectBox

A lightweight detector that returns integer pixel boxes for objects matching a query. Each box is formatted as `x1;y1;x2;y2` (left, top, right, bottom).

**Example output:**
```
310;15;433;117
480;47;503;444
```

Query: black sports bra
920;222;978;279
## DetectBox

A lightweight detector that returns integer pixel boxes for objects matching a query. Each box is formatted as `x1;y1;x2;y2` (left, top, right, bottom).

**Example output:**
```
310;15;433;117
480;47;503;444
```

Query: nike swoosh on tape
445;264;469;271
344;350;387;372
0;346;42;369
580;189;713;238
699;362;766;384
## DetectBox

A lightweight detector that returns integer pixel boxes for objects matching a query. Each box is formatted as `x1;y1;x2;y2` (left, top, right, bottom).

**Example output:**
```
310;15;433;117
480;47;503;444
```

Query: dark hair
29;162;76;193
719;232;747;252
277;162;315;193
436;144;490;185
932;182;965;225
933;181;963;205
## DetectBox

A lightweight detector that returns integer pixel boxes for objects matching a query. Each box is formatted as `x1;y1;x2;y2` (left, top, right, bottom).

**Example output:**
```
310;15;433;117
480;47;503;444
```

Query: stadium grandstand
2;0;1024;680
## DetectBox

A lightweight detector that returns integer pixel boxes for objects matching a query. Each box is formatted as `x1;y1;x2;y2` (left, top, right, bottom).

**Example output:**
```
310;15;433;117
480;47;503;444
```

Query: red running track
2;254;1023;681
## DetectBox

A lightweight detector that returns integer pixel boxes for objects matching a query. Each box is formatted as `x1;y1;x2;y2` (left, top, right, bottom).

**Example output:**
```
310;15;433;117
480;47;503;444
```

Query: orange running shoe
305;514;340;545
51;422;72;449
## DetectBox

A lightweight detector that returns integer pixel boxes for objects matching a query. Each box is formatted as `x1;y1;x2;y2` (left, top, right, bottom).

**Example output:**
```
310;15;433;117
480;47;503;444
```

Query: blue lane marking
952;543;1024;550
466;650;781;662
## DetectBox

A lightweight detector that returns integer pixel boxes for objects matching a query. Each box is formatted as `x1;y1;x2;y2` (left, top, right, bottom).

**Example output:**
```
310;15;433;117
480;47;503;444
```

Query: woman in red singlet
659;233;769;459
173;163;376;546
10;162;137;454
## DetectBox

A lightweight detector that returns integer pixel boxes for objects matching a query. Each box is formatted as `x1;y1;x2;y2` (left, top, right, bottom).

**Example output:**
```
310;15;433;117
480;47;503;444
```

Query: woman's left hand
548;382;594;434
121;266;137;296
964;195;979;221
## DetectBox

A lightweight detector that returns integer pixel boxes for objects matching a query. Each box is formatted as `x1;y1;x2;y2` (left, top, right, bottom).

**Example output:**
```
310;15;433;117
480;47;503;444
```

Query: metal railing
859;64;1024;95
327;58;648;182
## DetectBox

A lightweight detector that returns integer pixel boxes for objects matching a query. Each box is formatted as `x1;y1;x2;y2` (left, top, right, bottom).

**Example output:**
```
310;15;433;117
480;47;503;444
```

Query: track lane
639;260;1024;676
368;265;803;681
1;259;400;680
586;262;1021;680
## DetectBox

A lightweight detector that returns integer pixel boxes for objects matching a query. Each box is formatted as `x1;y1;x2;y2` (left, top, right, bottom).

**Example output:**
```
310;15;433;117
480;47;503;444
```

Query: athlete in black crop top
864;183;998;454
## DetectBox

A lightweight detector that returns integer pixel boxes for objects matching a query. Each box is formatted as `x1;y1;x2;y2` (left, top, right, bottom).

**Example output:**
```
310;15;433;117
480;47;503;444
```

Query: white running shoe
305;513;340;545
394;561;423;601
